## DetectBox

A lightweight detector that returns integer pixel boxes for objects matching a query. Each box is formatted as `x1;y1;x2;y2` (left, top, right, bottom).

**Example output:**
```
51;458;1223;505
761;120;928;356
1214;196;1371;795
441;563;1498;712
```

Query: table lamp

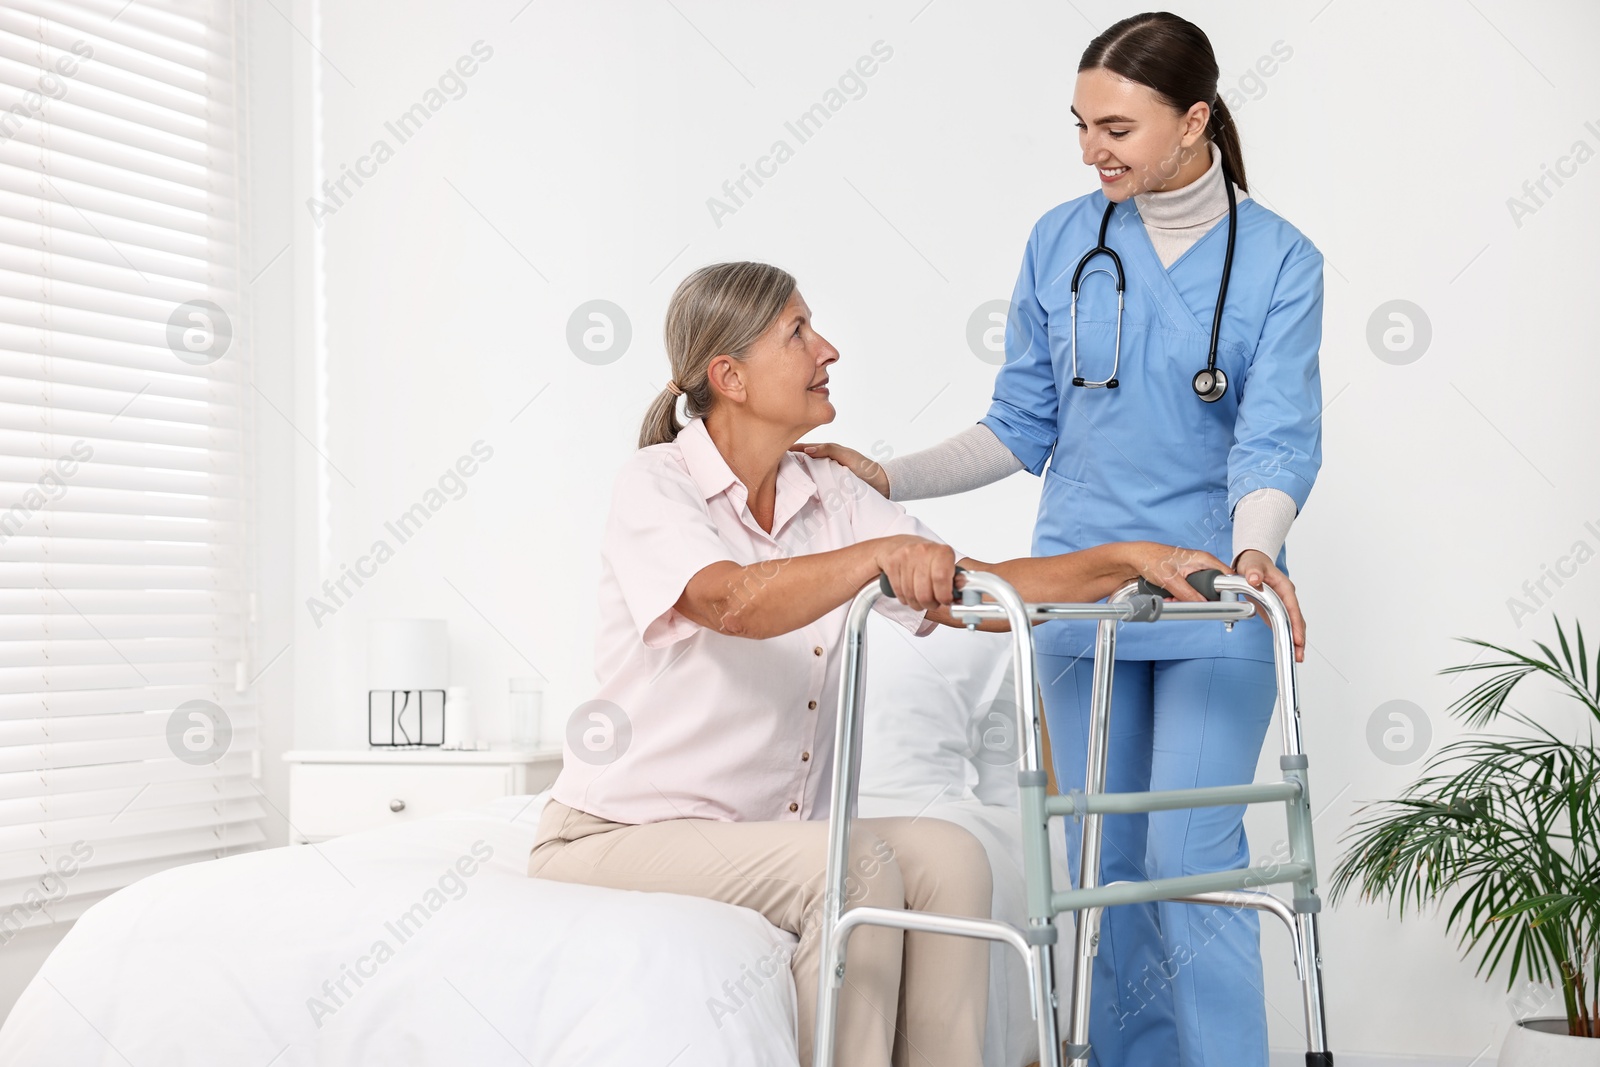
367;618;448;747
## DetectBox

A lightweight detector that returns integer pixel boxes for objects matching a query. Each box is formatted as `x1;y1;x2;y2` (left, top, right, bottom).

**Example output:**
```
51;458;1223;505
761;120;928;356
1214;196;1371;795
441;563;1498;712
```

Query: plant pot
1499;1016;1600;1067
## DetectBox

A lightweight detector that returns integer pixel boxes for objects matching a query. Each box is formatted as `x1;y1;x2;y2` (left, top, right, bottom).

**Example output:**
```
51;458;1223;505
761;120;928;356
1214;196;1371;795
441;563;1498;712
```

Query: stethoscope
1068;157;1238;403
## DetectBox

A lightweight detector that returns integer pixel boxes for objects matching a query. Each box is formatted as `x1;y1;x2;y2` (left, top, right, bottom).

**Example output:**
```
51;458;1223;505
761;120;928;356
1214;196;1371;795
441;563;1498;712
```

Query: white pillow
969;655;1023;809
857;612;1016;806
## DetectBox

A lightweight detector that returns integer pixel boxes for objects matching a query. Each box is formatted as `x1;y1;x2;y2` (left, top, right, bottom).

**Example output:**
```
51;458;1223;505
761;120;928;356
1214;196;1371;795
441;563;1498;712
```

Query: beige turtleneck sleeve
882;141;1299;568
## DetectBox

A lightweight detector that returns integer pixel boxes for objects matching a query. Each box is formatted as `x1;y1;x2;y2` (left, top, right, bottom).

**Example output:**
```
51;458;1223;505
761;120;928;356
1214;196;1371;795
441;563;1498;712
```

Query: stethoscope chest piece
1192;366;1227;403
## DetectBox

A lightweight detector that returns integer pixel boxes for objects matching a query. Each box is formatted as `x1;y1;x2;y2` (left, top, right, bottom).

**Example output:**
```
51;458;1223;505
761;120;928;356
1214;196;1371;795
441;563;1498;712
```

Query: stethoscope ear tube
1069;201;1125;390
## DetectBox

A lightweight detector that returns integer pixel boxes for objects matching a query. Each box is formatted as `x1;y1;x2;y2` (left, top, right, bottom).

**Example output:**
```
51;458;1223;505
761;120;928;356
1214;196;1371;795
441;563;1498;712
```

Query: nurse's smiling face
1073;67;1213;202
707;290;839;441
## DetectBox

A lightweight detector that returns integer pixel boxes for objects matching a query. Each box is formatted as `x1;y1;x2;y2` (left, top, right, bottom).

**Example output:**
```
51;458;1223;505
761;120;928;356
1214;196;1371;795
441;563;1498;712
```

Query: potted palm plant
1330;619;1598;1065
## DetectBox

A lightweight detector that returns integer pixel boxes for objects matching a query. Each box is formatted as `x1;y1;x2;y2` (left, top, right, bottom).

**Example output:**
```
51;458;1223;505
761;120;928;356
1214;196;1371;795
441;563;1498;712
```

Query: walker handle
879;565;967;601
1137;568;1224;602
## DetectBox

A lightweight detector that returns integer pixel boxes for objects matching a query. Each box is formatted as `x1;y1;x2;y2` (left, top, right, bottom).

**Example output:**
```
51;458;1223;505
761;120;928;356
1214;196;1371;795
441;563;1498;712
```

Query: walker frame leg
1064;615;1117;1064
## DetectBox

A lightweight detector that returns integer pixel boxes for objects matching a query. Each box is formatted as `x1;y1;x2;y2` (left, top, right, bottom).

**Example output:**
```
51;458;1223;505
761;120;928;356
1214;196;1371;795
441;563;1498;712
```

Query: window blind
0;0;262;938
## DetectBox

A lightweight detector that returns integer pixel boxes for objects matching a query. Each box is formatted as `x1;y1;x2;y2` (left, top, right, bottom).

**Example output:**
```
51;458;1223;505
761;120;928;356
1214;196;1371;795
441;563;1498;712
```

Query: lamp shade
367;619;448;691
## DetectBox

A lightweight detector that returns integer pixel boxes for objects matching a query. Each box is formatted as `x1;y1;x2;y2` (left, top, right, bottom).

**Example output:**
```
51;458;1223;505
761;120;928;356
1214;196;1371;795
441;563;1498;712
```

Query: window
0;0;260;938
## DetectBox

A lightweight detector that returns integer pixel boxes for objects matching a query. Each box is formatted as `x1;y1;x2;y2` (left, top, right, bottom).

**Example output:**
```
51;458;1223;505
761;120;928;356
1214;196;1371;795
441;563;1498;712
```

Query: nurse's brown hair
639;261;797;448
1079;11;1248;193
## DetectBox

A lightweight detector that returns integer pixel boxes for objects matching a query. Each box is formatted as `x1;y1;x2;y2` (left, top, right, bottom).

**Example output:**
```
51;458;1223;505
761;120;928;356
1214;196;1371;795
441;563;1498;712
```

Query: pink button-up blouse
549;416;958;826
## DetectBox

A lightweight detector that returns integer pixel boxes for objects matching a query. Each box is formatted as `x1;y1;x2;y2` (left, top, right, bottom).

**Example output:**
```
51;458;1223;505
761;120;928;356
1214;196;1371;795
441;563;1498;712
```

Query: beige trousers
527;799;993;1067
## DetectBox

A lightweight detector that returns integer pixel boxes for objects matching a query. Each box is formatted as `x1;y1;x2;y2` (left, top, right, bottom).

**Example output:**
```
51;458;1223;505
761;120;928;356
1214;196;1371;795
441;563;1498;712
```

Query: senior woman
528;261;1293;1067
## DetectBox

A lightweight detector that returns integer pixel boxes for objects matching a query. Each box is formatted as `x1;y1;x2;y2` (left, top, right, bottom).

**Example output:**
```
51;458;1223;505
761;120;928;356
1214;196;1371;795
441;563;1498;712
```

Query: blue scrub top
979;190;1324;663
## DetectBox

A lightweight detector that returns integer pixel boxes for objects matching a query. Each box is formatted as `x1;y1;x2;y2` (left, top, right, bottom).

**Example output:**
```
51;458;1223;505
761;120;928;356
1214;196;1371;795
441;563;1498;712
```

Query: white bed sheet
0;790;1074;1066
0;793;799;1066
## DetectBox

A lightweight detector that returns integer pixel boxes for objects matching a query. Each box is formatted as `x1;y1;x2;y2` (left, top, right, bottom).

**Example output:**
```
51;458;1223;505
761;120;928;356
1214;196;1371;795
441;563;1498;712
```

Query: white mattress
0;790;1074;1066
0;794;797;1066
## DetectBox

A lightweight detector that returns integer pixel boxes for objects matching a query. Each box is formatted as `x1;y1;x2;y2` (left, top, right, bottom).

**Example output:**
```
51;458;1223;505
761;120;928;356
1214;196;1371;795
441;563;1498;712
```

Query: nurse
796;12;1321;1067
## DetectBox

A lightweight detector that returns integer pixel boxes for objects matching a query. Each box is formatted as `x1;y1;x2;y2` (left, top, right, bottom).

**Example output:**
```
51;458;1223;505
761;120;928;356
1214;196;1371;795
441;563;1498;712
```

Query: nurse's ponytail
638;261;797;449
1079;12;1248;193
1208;96;1245;191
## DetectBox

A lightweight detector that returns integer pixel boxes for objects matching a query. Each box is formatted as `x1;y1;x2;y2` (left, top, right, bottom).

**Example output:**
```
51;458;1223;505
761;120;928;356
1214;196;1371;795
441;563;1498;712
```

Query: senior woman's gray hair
638;261;796;449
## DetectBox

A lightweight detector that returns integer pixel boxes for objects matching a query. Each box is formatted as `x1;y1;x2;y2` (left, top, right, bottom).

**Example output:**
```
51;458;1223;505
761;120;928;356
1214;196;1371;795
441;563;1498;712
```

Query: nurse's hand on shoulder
790;441;890;498
1233;549;1307;664
872;535;957;613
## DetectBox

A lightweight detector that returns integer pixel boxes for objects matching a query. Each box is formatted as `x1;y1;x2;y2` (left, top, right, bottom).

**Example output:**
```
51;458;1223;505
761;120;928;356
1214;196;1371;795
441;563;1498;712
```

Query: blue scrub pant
1038;653;1277;1067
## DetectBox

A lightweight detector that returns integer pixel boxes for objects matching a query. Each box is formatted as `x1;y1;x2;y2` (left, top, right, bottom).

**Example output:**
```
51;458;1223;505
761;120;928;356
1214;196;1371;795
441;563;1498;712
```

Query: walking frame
814;568;1333;1067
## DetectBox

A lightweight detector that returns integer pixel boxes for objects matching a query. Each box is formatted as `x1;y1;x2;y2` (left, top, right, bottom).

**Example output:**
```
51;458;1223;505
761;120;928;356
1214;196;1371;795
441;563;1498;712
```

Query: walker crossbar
813;570;1334;1067
1048;779;1302;816
925;600;1258;625
1050;862;1313;913
825;907;1044;1021
1132;886;1308;976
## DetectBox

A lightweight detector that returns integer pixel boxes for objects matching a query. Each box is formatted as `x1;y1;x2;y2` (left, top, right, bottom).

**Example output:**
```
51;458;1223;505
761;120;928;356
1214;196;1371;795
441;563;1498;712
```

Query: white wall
276;0;1600;1060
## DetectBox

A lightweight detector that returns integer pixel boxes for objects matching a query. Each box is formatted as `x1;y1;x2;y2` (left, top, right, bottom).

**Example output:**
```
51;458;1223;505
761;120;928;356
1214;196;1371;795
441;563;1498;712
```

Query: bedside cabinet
282;748;564;845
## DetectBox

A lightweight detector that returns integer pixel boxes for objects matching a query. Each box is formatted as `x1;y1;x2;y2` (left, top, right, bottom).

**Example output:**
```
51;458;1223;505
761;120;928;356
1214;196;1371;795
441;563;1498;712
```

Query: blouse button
812;646;823;657
807;700;817;710
801;751;810;761
788;801;799;813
